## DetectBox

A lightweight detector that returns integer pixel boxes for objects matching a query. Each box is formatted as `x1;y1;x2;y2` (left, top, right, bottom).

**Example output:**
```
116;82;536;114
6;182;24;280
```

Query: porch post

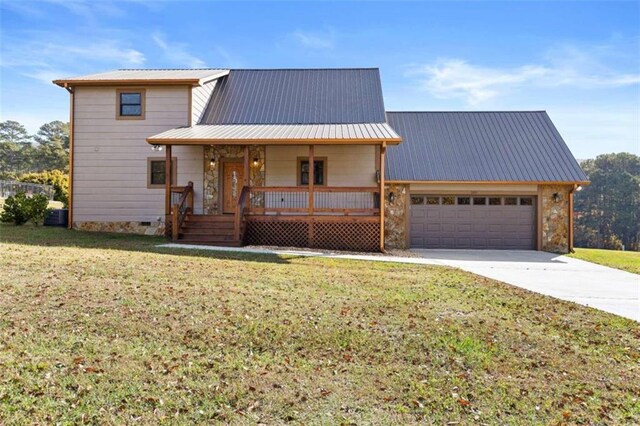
379;142;386;252
165;144;172;237
243;145;250;188
308;145;315;215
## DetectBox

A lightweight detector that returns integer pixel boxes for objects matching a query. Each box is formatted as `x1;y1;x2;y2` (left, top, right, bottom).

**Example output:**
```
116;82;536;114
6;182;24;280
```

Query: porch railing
244;186;380;215
170;181;193;240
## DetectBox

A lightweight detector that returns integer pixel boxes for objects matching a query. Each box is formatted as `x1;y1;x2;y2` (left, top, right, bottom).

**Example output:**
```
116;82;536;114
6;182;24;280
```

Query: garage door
410;195;536;249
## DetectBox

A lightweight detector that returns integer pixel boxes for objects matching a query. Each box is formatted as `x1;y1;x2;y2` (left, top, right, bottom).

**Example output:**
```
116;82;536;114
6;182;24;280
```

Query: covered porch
148;123;401;252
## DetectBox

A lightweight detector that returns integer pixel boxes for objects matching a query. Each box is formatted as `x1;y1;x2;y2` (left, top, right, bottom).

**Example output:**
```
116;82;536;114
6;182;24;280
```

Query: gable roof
385;111;588;183
53;69;229;87
200;69;386;124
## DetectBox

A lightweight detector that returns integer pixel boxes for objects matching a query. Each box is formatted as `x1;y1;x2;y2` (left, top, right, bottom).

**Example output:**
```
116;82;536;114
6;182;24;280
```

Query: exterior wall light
552;192;560;202
209;158;216;168
252;157;259;166
389;192;395;203
152;144;163;152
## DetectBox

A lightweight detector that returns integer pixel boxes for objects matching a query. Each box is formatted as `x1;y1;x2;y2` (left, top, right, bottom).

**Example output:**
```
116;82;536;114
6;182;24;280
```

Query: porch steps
177;214;242;246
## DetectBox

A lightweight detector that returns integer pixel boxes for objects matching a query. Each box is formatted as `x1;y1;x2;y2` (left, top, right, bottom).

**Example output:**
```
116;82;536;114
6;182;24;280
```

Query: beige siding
265;145;377;186
410;183;537;194
191;81;216;124
73;86;204;223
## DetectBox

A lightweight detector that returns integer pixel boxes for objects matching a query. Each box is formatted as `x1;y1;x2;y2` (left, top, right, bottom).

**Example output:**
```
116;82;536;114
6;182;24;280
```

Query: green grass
570;248;640;274
1;225;639;425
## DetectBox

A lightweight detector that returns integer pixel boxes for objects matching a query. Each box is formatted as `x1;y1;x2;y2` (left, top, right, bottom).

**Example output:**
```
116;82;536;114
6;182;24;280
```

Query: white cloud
408;44;640;105
152;32;206;68
290;29;335;49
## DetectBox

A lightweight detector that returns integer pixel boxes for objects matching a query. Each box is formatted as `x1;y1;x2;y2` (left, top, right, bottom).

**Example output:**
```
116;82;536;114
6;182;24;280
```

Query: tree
33;121;69;171
0;121;33;174
574;153;640;250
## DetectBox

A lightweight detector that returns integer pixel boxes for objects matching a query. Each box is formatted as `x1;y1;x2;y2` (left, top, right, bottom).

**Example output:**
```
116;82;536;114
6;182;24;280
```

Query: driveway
411;249;640;322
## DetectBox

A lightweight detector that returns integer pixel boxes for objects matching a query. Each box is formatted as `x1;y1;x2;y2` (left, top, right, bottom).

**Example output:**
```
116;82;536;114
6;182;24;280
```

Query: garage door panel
410;195;536;249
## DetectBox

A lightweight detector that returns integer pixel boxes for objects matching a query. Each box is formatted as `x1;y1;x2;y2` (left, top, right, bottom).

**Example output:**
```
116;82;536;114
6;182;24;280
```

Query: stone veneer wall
384;183;409;249
73;221;164;236
203;145;265;214
540;184;571;253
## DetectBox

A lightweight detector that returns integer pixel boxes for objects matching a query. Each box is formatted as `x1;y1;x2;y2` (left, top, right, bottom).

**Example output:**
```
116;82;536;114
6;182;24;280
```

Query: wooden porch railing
244;186;380;215
169;181;193;240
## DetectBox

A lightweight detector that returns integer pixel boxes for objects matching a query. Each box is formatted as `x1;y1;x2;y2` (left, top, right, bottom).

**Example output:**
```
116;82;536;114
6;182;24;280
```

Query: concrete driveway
412;249;640;322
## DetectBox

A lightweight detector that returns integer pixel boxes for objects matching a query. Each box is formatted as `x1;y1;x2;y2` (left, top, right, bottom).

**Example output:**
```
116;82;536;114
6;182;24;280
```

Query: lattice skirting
245;216;380;252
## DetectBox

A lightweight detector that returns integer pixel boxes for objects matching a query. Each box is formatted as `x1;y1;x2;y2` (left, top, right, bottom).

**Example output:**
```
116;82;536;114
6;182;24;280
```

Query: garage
410;195;536;249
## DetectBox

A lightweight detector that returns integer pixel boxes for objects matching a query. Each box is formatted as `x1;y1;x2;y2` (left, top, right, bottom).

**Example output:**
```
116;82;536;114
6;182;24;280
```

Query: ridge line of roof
386;110;547;114
118;67;380;71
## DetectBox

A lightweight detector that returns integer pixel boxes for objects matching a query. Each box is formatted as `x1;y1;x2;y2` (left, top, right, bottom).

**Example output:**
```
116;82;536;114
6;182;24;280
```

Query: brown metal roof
53;69;229;86
147;123;401;145
385;111;588;183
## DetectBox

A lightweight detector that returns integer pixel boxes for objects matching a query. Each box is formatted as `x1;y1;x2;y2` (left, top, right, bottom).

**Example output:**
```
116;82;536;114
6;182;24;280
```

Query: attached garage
409;195;536;249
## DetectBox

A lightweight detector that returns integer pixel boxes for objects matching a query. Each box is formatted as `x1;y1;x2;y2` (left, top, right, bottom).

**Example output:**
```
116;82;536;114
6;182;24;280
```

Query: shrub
18;170;69;207
0;192;51;226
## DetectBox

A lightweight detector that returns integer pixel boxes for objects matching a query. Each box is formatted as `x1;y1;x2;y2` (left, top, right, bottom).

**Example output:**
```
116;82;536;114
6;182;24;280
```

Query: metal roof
385;111;588;183
200;69;387;124
147;123;401;145
53;69;229;86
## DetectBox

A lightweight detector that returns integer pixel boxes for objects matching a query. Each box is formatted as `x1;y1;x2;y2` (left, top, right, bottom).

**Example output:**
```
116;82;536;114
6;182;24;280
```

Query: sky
0;0;638;159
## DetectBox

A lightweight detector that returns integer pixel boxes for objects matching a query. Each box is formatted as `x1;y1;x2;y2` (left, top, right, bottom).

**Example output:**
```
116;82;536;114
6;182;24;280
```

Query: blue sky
1;0;638;158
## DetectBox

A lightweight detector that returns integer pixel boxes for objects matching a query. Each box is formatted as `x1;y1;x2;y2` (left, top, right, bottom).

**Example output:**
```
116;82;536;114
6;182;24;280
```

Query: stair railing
171;181;194;241
234;186;250;242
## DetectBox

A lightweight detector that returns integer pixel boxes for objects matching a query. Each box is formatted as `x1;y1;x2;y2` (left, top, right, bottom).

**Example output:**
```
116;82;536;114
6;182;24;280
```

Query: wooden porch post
243;145;250;188
165;144;172;237
308;145;315;247
379;142;386;252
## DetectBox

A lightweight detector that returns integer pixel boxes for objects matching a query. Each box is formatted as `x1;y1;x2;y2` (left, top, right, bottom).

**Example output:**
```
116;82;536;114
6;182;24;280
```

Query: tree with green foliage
18;169;69;207
574;153;640;251
0;120;34;174
34;121;69;171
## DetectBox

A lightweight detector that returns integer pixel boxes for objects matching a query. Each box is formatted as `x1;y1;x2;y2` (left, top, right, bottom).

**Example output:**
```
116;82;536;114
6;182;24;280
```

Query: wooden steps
176;214;242;246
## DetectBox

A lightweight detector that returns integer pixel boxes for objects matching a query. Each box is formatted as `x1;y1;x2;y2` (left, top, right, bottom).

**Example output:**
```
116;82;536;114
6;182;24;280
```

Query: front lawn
1;225;639;424
570;247;640;274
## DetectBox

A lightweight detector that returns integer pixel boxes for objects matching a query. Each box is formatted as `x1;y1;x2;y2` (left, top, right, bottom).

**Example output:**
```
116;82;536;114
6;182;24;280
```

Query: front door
222;161;244;214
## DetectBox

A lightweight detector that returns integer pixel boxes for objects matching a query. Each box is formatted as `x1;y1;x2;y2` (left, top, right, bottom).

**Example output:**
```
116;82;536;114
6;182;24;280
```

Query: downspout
568;184;577;253
64;83;75;229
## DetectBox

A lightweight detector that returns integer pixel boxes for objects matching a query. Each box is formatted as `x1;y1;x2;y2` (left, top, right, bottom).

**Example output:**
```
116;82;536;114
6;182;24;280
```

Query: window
520;197;533;206
473;197;486;205
426;196;440;205
442;196;455;205
297;157;327;186
504;197;518;206
411;196;425;205
117;89;145;119
489;197;502;206
457;197;470;205
147;158;176;188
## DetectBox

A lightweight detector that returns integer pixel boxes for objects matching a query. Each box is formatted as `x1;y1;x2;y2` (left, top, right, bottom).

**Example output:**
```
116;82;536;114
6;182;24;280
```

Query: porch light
252;157;259;166
209;158;216;167
576;185;583;191
389;192;395;203
152;144;163;152
552;192;560;202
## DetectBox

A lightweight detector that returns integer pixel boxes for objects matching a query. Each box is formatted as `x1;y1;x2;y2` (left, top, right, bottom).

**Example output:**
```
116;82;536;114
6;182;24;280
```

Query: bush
18;170;69;207
0;192;51;226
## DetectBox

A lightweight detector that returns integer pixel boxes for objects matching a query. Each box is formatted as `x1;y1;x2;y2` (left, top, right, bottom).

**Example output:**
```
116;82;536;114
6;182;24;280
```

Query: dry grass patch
1;225;639;425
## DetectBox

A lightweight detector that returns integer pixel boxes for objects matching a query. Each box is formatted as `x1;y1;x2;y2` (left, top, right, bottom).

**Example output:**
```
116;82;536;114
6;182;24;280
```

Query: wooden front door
222;161;244;214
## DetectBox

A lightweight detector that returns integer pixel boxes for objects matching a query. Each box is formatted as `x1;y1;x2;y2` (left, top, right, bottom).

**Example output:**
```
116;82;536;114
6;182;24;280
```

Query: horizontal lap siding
73;86;204;223
265;145;376;186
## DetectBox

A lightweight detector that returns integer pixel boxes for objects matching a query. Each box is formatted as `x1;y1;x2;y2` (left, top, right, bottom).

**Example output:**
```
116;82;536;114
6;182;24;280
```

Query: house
53;68;588;253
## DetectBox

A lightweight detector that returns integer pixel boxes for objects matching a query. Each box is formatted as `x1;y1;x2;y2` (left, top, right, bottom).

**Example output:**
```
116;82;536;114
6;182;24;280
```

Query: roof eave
53;78;203;87
146;136;402;146
385;179;590;185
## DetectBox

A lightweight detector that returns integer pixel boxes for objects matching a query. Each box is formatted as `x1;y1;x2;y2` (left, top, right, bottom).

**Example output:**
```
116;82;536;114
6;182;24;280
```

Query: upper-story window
116;89;145;120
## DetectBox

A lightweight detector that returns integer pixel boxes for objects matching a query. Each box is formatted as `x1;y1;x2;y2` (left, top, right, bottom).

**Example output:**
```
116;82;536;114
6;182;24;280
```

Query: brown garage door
410;195;536;249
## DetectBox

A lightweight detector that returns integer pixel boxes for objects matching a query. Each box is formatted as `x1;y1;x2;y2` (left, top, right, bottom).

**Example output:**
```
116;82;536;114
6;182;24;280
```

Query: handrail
234;186;250;241
171;181;193;241
249;186;379;193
